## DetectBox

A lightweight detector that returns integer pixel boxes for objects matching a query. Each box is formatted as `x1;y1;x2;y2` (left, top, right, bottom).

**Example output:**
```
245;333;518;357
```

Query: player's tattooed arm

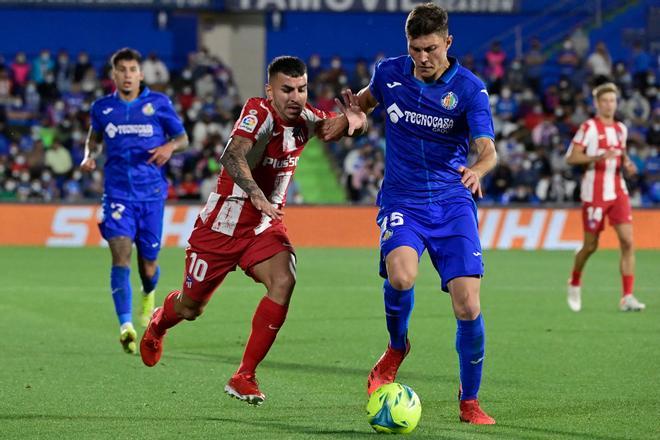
220;135;284;220
459;137;497;198
80;127;103;172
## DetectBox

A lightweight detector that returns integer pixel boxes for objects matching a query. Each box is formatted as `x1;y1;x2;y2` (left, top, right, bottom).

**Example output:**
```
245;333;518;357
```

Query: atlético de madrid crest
441;91;458;110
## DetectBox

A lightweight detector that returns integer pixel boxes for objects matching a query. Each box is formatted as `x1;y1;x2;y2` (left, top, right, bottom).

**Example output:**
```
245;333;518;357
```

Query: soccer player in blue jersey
81;48;188;354
319;3;497;424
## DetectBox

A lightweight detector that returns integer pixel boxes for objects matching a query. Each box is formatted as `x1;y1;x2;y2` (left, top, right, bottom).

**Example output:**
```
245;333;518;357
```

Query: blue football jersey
369;55;494;206
90;87;185;201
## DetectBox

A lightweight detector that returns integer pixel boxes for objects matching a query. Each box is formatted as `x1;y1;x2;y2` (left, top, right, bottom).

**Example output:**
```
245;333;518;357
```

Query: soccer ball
366;383;421;434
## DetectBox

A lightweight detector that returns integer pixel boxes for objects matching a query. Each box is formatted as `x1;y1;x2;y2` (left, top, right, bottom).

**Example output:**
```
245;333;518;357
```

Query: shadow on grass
166;351;455;383
0;414;458;438
494;423;631;440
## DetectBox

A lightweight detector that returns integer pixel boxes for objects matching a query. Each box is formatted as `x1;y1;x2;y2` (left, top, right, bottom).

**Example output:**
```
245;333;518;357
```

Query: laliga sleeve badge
441;91;458;110
142;103;156;116
239;114;258;133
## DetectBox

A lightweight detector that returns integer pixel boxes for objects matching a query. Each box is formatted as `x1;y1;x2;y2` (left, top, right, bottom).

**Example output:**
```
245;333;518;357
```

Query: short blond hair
592;82;619;100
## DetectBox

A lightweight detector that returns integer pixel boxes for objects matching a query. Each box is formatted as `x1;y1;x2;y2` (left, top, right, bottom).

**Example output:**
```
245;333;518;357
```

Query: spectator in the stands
142;52;170;88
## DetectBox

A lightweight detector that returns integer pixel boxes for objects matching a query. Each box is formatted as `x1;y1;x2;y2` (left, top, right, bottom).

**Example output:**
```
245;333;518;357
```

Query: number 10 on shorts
188;252;208;282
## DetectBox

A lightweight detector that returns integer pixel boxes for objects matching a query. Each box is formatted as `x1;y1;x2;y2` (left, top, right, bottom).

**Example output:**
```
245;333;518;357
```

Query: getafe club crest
441;91;458;110
382;229;393;242
142;103;155;116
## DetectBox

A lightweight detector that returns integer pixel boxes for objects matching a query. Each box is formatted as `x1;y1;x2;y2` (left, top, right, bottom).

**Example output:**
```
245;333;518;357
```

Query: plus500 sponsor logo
386;103;454;133
262;155;299;169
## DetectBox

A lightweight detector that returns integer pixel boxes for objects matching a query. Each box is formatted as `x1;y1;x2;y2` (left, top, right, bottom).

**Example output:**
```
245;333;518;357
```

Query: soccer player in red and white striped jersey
139;56;367;404
565;82;645;312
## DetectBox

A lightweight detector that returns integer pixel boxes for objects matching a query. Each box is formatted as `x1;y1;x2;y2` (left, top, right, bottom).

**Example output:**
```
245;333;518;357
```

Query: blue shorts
377;198;484;292
99;197;165;261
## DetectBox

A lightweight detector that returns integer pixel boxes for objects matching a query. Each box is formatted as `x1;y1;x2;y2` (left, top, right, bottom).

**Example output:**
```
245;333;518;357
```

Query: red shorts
181;220;294;303
581;195;632;234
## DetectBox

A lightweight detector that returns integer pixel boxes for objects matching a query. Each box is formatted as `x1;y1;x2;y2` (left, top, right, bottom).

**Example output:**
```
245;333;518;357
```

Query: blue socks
456;314;485;400
383;279;414;351
141;265;160;294
111;266;132;325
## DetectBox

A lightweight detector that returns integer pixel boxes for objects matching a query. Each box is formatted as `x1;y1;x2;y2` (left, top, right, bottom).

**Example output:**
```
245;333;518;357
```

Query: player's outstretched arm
565;143;617;165
334;89;368;136
316;86;377;141
80;127;103;172
458;137;497;198
220;135;283;220
147;133;189;166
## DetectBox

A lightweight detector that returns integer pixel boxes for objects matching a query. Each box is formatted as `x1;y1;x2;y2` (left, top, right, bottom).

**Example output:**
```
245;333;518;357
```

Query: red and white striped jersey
570;117;628;203
198;97;334;237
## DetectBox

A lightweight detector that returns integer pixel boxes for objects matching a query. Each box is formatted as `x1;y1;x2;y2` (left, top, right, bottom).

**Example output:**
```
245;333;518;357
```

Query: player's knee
388;272;415;291
619;237;633;252
584;241;599;254
273;273;296;297
179;303;204;321
454;303;481;321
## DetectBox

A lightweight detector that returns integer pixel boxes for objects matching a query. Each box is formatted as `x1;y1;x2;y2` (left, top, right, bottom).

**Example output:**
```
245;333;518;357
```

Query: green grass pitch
1;247;658;439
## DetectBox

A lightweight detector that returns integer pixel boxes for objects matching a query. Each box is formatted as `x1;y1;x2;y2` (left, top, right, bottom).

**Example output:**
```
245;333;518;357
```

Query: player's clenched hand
250;192;284;220
80;157;96;172
458;165;483;198
335;89;367;136
316;115;349;142
147;143;176;166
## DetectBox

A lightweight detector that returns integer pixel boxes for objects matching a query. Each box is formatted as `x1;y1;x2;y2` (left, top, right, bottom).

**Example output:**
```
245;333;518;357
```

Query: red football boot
225;373;265;406
459;399;496;425
367;340;410;395
140;307;166;367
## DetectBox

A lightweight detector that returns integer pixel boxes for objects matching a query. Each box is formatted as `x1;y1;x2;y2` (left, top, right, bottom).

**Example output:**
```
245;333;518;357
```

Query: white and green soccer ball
366;383;421;434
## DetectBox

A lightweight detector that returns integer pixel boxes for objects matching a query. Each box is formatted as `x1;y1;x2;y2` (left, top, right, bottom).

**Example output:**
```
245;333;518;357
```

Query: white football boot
567;282;582;312
619;295;646;312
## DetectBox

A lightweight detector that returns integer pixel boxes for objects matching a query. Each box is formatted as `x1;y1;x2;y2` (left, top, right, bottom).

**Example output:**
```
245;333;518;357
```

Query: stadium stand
0;11;657;205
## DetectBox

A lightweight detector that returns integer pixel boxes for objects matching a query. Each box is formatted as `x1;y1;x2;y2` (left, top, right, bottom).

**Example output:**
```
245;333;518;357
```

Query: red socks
237;296;288;376
622;274;634;297
153;290;184;335
570;270;582;287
